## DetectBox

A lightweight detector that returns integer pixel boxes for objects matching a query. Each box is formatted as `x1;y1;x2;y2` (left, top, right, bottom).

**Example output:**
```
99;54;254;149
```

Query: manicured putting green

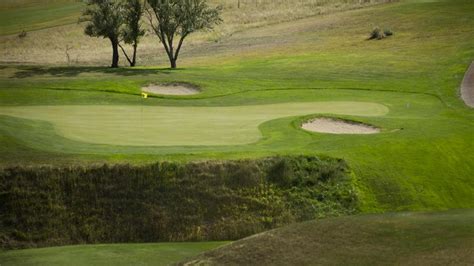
0;242;229;266
0;101;388;146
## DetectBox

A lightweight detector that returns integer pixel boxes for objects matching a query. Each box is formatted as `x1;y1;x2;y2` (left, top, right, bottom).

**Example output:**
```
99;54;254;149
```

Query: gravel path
461;61;474;108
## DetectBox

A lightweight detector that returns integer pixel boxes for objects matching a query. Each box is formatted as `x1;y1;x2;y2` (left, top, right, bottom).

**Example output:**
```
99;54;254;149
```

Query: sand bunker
142;83;200;96
461;61;474;108
302;118;380;134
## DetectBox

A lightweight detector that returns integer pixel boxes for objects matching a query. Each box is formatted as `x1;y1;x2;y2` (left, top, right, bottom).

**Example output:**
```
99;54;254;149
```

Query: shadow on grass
11;66;177;79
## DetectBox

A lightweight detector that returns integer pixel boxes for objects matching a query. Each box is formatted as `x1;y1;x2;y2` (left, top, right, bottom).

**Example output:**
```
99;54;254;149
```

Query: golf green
0;101;388;146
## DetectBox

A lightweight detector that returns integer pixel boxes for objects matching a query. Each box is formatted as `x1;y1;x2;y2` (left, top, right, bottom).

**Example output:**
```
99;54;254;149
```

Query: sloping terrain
181;210;474;265
0;0;473;264
1;157;357;249
0;0;393;64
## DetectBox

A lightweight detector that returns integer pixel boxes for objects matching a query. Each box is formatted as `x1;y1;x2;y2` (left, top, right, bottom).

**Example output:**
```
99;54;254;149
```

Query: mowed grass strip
0;242;229;266
0;102;388;146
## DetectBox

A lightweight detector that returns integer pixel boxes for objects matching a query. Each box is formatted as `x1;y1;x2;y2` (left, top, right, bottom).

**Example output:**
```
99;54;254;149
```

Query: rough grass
0;242;228;266
0;157;357;248
180;209;474;265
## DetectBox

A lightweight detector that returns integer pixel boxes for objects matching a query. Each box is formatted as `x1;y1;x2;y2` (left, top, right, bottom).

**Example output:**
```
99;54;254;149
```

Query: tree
81;0;124;68
146;0;222;69
119;0;145;67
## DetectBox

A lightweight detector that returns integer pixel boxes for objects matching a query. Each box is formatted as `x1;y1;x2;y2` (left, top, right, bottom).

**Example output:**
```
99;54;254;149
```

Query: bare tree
146;0;222;69
119;0;145;67
81;0;123;68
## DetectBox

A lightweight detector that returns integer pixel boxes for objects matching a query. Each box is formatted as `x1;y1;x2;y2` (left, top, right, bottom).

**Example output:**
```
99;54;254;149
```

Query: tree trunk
167;40;176;69
111;38;119;68
163;49;176;69
169;35;188;70
166;49;177;69
131;43;137;67
170;58;177;69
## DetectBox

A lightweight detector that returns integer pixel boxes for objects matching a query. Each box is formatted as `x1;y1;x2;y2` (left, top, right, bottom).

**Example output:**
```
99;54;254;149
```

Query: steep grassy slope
0;157;357;248
0;242;228;266
180;209;474;265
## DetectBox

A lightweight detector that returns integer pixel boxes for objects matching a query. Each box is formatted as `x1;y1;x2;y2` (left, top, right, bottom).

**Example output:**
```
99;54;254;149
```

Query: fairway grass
0;102;387;146
0;242;229;266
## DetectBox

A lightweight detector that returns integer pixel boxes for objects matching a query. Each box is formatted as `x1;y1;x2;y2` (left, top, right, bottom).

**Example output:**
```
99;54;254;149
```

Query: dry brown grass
0;0;395;66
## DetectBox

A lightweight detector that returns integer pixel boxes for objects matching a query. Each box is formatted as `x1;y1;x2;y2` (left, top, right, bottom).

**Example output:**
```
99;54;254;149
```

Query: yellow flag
141;93;148;99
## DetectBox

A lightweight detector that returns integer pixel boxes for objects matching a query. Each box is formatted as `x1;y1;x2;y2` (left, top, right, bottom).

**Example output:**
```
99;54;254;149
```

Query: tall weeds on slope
0;156;358;249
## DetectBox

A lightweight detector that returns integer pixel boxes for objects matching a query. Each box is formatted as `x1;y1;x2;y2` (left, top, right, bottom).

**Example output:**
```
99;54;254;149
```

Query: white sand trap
142;83;200;96
461;61;474;107
302;118;380;134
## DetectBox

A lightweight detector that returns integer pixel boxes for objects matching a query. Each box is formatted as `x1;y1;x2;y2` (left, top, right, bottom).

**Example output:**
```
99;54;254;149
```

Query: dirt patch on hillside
302;118;380;134
461;61;474;108
142;83;200;96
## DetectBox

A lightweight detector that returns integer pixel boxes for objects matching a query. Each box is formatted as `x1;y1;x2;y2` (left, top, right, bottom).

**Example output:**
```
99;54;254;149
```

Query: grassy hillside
0;0;392;63
0;0;84;35
0;0;391;36
0;242;228;266
1;0;473;212
181;209;474;265
0;0;472;263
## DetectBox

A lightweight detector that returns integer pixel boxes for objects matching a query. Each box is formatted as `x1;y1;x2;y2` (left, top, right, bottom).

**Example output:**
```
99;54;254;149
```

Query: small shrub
226;162;262;188
384;29;394;36
18;30;27;39
368;27;393;40
368;27;385;40
268;158;294;187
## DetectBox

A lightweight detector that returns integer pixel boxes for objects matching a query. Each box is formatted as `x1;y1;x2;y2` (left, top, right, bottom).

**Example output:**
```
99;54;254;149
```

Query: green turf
0;242;229;266
180;209;474;265
1;0;473;213
0;102;387;146
0;1;84;35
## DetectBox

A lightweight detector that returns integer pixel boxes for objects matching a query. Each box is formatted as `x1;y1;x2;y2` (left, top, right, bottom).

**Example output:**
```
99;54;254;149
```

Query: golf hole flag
141;93;148;99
